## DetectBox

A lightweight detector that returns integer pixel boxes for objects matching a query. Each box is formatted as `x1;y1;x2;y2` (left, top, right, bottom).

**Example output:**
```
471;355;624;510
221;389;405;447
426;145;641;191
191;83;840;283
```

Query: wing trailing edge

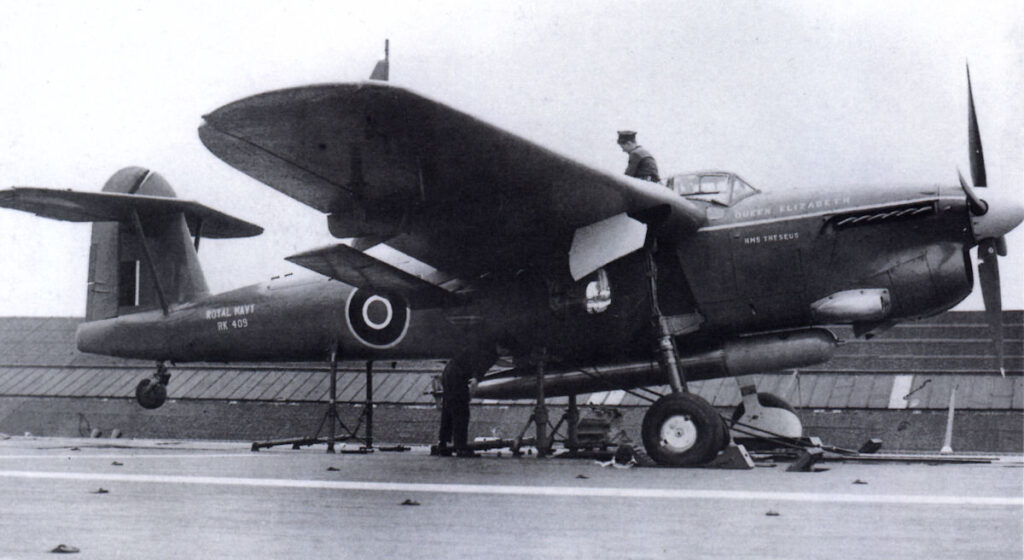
285;243;457;308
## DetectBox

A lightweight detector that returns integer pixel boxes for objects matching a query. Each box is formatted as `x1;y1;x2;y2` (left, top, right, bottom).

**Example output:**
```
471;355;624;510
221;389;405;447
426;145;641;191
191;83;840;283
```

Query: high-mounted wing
0;187;263;238
199;81;704;281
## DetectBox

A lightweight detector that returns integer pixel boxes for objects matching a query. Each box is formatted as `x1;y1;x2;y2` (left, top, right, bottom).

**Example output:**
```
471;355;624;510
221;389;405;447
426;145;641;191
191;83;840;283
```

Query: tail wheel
135;378;167;409
641;392;726;467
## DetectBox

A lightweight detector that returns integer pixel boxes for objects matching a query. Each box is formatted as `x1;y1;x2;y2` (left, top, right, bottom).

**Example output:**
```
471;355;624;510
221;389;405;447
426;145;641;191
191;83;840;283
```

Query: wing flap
285;243;455;308
0;187;263;238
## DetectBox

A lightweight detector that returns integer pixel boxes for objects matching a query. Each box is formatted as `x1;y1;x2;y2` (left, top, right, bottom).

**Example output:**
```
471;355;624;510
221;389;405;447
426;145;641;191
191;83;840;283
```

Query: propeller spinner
958;66;1024;375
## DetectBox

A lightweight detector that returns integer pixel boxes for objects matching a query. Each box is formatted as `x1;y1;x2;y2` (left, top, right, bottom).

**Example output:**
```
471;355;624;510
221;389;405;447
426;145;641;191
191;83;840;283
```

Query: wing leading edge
200;81;704;280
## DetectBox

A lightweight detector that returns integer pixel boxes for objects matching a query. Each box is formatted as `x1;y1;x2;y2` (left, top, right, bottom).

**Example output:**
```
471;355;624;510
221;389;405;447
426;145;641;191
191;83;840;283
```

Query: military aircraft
1;53;1021;466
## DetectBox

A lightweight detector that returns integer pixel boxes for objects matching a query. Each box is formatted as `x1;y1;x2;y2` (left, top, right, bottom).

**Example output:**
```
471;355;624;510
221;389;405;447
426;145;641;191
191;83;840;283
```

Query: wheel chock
858;438;883;454
707;444;754;469
379;445;410;452
786;447;824;472
340;447;373;454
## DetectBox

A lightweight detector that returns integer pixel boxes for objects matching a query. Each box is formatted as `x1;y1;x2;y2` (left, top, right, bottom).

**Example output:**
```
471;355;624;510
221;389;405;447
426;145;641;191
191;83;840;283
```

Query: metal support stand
546;394;580;457
511;349;552;457
533;354;549;457
250;353;375;453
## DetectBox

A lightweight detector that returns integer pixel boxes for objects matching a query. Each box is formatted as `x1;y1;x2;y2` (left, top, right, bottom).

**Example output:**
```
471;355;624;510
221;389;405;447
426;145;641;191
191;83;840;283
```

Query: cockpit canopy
665;171;759;207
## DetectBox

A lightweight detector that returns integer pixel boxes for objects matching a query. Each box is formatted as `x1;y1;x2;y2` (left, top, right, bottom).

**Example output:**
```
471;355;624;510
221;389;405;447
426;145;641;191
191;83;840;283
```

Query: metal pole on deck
327;349;338;453
365;360;374;449
940;385;957;454
535;354;548;457
566;394;579;457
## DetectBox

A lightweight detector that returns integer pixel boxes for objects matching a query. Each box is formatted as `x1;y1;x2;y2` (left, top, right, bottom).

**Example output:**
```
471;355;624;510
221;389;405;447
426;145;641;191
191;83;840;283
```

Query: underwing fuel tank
474;328;838;400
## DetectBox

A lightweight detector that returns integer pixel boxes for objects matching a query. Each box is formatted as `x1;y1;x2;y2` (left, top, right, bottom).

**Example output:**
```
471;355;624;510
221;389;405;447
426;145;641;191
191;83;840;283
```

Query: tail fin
0;166;262;320
88;168;208;319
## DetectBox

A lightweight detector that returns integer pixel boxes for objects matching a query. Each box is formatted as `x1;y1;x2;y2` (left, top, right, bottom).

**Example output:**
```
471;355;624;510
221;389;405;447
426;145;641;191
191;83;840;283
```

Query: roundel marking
362;295;393;330
345;289;410;349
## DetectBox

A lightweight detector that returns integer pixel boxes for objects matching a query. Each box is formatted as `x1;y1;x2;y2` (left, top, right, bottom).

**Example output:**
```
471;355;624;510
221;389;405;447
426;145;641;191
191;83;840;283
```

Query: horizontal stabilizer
286;243;455;308
0;187;263;238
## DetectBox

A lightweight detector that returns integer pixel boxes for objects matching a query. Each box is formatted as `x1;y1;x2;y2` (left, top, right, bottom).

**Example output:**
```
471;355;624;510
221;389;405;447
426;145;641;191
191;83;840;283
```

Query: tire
641;392;726;467
135;378;167;410
730;392;795;424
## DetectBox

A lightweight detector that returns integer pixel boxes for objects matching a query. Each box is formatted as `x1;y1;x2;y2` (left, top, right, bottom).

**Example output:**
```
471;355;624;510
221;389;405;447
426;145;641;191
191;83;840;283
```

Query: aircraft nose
971;189;1024;241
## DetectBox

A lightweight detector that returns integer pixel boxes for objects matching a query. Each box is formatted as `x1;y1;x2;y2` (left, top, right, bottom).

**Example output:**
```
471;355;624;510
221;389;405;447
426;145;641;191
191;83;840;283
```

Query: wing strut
193;217;204;252
129;209;170;315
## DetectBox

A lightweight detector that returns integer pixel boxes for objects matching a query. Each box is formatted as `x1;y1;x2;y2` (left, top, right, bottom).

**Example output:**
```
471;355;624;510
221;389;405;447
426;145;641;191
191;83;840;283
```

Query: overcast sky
1;0;1021;316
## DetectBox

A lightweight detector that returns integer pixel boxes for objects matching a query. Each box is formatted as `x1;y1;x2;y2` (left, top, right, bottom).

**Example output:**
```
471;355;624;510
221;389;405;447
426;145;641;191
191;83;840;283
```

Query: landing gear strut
135;361;171;409
639;245;727;466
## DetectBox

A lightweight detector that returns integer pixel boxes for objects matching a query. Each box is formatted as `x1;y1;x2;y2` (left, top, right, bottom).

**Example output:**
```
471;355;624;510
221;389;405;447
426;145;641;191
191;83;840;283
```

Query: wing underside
200;81;704;281
286;243;455;308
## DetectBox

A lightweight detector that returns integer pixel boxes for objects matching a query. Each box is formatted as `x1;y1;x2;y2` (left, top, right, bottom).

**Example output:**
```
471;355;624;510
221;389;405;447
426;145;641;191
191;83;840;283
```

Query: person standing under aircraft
617;130;660;183
437;347;497;458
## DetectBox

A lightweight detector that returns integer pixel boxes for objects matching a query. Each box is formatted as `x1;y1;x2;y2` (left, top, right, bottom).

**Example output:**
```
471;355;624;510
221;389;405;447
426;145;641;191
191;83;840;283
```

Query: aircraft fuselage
76;182;974;373
675;181;973;335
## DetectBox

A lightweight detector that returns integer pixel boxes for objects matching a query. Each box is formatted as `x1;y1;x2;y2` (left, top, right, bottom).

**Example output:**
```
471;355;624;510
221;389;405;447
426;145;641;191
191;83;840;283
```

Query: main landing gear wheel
135;363;171;409
641;392;727;467
730;392;802;447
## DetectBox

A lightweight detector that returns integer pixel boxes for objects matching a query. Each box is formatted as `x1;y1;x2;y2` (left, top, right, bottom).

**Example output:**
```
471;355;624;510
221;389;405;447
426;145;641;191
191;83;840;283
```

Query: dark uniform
437;347;497;457
625;146;659;182
618;130;660;183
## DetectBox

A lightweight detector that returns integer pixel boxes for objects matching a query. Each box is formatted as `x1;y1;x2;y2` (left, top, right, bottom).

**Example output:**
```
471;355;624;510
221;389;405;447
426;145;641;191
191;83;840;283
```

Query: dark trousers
439;356;471;449
439;392;470;449
438;347;495;450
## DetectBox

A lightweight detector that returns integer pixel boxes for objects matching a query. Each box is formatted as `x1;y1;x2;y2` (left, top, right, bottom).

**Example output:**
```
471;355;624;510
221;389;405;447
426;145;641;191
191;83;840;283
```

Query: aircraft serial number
216;318;248;331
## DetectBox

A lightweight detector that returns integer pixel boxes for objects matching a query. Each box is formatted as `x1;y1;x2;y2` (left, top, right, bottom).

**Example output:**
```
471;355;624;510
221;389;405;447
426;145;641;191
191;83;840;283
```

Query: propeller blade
966;65;987;187
977;239;1004;375
995;236;1007;257
958;168;988;215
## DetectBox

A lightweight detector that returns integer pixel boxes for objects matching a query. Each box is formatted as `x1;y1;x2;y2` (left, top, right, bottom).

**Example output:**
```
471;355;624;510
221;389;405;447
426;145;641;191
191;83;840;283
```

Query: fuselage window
730;177;758;205
667;172;760;207
700;174;729;194
671;174;731;206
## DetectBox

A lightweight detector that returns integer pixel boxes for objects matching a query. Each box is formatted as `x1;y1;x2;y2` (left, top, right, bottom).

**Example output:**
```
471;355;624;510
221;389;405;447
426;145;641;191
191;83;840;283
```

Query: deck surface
0;437;1020;559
